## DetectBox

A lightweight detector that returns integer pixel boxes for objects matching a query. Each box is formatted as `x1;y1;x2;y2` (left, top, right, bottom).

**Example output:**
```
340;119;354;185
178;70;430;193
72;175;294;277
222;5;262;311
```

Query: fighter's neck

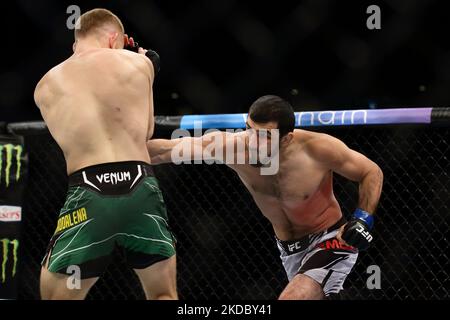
74;38;108;54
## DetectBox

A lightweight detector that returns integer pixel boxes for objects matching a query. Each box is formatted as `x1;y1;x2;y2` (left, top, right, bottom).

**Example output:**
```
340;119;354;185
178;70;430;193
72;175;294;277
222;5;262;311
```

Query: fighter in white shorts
148;95;383;299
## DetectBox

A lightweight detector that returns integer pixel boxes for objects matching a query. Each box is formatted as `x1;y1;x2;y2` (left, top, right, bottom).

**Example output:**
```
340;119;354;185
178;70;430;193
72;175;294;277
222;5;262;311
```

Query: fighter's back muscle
35;49;153;172
37;49;150;111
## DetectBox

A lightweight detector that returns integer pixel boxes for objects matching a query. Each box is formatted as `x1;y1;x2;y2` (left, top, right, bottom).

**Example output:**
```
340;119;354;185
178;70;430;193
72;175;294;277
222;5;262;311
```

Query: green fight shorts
42;161;176;279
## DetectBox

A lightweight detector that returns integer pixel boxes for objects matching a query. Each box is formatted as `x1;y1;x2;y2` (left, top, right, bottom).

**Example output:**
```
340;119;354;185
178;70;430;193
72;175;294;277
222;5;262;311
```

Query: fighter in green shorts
42;161;176;279
35;8;177;299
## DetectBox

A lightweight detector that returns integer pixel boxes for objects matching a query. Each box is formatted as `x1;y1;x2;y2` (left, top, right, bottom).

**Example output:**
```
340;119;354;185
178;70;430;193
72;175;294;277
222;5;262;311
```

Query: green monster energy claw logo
0;144;23;187
1;239;19;283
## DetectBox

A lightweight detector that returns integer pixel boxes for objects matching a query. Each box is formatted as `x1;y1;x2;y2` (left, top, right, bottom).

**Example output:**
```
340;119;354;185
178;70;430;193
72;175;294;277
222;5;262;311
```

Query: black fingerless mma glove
341;208;374;251
144;49;160;76
124;39;139;52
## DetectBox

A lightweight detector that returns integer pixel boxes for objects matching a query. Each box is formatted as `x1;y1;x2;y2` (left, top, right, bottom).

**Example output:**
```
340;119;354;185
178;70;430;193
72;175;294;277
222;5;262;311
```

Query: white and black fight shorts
276;217;359;296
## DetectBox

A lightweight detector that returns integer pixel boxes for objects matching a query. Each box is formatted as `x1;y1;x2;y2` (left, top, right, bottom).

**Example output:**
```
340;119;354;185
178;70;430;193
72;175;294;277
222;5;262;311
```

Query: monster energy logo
0;144;23;187
0;239;19;283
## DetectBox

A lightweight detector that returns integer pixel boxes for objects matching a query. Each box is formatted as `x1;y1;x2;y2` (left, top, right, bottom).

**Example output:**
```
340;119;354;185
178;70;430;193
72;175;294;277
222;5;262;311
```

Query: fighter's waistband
68;161;155;195
276;216;347;254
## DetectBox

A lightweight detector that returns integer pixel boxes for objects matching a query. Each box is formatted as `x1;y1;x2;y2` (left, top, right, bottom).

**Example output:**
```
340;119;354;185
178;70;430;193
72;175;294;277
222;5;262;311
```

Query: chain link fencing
14;125;450;299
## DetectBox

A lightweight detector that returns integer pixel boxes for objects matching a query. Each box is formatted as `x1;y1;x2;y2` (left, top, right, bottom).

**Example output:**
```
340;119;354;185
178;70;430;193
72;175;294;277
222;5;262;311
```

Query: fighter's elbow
366;163;383;184
147;141;164;161
146;140;155;154
149;150;173;164
373;163;383;178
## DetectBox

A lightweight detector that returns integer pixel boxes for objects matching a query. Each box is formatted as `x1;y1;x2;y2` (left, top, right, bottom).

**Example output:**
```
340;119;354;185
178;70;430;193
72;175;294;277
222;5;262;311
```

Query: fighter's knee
278;290;294;300
279;287;323;300
279;287;307;300
279;275;325;300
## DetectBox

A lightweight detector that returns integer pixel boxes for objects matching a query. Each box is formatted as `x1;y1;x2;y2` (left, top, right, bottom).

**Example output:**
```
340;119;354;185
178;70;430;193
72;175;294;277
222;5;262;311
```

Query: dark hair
248;95;295;138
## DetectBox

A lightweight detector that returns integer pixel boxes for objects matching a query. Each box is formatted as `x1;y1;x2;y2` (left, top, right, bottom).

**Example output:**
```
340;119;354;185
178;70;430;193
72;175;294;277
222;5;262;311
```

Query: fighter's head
246;95;295;145
73;8;125;51
246;95;295;167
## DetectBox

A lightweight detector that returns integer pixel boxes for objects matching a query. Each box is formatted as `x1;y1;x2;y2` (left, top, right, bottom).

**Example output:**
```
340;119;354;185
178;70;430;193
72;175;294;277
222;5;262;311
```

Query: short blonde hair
75;8;124;39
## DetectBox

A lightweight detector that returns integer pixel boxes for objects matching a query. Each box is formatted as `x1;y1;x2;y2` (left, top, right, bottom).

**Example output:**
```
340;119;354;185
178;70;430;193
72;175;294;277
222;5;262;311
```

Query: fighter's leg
40;255;98;300
39;186;115;300
120;176;177;299
279;245;358;300
277;230;358;300
133;255;177;300
279;274;324;300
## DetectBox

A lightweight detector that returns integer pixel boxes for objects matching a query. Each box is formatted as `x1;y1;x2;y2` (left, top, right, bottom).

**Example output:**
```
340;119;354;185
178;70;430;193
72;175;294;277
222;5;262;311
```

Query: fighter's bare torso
34;48;154;174
229;130;342;241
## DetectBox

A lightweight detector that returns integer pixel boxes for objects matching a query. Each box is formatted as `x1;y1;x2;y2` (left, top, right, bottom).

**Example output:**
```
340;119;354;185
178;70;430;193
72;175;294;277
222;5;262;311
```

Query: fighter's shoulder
87;49;153;79
34;75;47;107
34;63;63;106
78;49;145;67
112;49;153;75
292;129;326;143
36;62;62;85
295;129;344;156
80;49;128;64
114;49;151;65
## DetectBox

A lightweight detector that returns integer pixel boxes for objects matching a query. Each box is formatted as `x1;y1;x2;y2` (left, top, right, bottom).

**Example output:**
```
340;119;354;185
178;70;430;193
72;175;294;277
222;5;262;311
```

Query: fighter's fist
337;208;374;251
145;49;160;76
123;34;139;52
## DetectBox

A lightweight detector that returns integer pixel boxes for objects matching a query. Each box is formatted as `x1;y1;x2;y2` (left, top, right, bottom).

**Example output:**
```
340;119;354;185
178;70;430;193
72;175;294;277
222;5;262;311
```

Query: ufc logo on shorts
356;225;373;242
288;242;302;252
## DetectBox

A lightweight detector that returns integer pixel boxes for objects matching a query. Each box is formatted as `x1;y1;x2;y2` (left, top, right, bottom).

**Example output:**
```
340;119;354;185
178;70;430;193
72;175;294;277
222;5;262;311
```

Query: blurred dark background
1;0;449;122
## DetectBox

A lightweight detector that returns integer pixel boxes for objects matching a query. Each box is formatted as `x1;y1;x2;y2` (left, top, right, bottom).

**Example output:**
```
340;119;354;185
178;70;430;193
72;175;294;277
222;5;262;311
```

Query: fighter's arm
306;134;383;250
135;48;156;140
307;134;383;213
148;131;236;164
147;138;181;163
123;35;159;139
